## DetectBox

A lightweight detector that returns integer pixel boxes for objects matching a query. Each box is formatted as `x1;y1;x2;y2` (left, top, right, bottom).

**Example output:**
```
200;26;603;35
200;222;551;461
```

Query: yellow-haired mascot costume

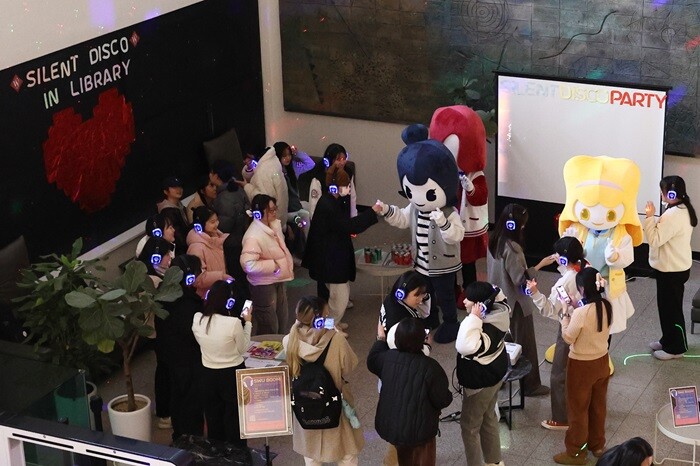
558;156;643;335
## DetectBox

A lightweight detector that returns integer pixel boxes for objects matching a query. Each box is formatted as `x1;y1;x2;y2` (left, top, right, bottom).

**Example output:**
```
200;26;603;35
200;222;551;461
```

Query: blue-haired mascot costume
376;125;465;343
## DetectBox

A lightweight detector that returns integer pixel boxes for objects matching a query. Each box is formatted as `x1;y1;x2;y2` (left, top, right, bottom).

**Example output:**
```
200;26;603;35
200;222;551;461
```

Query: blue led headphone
225;285;236;311
150;243;162;266
477;286;501;315
667;181;677;200
180;255;196;286
312;314;325;329
193;223;203;233
150;217;163;237
323;158;330;169
395;280;408;301
250;159;258;169
328;168;339;194
558;244;569;266
251;197;264;221
577;297;588;307
505;205;516;231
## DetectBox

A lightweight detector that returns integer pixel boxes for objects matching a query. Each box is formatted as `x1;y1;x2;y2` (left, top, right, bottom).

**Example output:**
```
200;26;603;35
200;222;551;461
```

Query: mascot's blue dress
377;125;465;343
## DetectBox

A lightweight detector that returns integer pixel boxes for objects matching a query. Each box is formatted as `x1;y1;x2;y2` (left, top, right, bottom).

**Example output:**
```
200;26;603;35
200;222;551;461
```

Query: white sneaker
653;350;683;360
649;341;662;351
157;417;172;429
346;300;354;309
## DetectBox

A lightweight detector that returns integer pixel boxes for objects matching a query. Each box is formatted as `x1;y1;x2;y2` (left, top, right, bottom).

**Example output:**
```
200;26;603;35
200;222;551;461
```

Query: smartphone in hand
555;285;571;304
241;299;253;318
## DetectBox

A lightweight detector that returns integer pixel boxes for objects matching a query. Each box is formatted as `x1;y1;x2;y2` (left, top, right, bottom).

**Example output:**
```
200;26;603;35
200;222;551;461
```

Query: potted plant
13;238;111;376
65;259;182;441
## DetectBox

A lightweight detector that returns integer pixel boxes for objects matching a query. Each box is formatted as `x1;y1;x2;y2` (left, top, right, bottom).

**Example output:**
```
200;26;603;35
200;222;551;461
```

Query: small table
499;357;532;430
355;249;411;299
654;403;700;465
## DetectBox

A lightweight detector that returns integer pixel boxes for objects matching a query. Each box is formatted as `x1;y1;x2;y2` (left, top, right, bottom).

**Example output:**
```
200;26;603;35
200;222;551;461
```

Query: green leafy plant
450;77;498;140
13;238;111;376
65;261;183;412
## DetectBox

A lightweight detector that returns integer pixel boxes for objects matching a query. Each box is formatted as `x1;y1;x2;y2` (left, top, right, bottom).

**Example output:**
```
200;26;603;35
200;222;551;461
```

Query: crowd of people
132;142;695;466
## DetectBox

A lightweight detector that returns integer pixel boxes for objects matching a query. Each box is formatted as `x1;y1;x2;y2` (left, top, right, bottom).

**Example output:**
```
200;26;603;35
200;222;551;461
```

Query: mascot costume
559;155;643;334
429;105;489;298
376;125;465;343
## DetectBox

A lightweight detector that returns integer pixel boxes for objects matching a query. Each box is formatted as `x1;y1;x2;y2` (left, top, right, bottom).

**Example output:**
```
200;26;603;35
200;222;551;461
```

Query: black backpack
291;336;342;430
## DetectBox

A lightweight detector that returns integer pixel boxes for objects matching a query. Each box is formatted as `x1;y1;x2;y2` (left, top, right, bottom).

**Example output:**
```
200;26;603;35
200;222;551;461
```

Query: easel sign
669;386;700;428
236;366;293;438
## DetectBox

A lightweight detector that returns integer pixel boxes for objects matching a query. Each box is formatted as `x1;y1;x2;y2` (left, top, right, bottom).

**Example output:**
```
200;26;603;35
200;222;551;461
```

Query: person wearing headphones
283;296;364;465
302;166;382;330
487;203;555;397
379;271;433;354
186;206;233;298
156;254;205;440
643;175;697;360
135;213;177;259
240;194;294;335
455;281;509;466
192;280;252;449
526;237;586;430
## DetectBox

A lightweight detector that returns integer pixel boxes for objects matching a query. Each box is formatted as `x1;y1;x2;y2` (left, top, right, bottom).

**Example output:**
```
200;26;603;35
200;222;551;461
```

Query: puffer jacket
186;229;230;297
240;218;294;286
455;297;510;389
367;340;452;446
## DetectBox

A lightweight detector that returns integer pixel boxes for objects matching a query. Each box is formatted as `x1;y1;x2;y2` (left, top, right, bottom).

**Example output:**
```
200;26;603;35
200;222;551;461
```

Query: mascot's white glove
605;238;619;263
562;226;578;238
459;174;474;193
429;208;447;227
374;200;389;216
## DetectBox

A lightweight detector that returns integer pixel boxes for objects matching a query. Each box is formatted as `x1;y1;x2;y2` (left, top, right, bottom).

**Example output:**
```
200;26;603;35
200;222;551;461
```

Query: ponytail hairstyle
200;280;244;333
286;296;328;378
660;176;697;227
576;267;613;332
488;203;529;258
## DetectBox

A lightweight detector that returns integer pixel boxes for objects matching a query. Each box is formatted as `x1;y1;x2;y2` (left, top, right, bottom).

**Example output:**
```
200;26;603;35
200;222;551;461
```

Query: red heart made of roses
43;88;135;212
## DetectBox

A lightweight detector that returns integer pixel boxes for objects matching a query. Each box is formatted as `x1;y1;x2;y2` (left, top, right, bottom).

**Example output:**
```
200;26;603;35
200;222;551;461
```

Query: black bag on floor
291;336;342;429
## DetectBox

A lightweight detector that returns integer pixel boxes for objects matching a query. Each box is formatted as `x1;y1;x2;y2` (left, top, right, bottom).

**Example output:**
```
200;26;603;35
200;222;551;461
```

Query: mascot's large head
397;124;459;212
429;105;486;173
559;155;643;246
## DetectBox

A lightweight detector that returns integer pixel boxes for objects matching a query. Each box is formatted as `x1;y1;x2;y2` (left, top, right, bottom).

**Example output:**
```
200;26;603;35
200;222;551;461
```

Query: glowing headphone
193;223;203;233
328;169;339;194
181;255;196;286
667;181;677;200
251;197;264;221
395;280;408;301
250;159;258;169
323;158;330;169
558;244;569;266
150;243;163;266
312;314;325;329
505;205;517;231
151;217;163;238
577;297;588;307
225;285;236;311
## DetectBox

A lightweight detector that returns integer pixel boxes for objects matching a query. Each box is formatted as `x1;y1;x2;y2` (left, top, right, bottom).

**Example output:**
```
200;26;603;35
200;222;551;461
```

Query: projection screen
496;73;668;215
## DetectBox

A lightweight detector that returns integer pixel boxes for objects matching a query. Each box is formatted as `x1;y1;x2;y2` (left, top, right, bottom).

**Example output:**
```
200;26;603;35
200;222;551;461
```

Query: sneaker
346;300;354;309
541;419;568;430
553;451;588;465
649;340;663;351
653;349;683;360
525;385;550;397
157;417;172;429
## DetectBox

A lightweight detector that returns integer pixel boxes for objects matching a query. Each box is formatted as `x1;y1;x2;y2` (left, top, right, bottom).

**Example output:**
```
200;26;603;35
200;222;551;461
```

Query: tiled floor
98;221;700;465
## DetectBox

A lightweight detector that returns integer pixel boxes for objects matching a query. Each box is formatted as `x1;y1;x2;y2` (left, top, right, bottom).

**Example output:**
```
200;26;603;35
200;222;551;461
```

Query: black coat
156;287;203;368
302;194;378;283
367;340;452;446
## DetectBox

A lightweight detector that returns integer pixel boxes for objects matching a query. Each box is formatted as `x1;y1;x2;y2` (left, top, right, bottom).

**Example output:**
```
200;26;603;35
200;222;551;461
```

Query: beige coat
283;327;364;462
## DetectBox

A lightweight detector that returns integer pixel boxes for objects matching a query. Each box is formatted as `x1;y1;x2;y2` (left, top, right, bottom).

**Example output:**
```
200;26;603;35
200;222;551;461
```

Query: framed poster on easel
669;386;700;428
236;366;293;438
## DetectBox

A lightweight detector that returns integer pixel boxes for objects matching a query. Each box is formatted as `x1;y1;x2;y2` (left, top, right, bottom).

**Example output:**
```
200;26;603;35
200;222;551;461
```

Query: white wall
0;0;203;70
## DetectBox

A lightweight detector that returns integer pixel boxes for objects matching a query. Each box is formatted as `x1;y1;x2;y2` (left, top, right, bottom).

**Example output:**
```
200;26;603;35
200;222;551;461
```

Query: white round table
354;249;411;299
654;402;700;465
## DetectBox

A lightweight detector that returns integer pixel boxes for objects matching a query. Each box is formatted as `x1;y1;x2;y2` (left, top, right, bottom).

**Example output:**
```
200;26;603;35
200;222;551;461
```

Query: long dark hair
273;141;299;190
200;280;244;333
391;271;428;303
488;203;529;258
137;237;172;277
660;175;697;227
194;175;215;208
576;267;612;332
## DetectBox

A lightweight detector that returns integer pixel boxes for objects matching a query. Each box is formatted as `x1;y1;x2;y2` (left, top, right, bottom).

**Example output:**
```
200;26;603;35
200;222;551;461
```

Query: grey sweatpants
460;381;504;466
